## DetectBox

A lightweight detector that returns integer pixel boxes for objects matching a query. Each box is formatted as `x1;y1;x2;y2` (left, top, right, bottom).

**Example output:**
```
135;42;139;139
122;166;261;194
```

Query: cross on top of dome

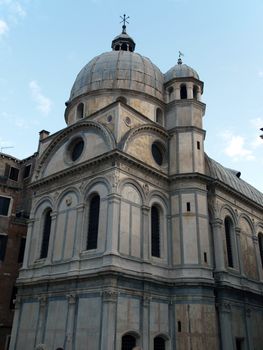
120;14;129;34
111;14;136;52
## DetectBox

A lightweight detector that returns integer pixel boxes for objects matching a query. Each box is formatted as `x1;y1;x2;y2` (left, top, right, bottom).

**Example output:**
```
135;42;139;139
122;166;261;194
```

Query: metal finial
120;14;130;33
178;51;184;64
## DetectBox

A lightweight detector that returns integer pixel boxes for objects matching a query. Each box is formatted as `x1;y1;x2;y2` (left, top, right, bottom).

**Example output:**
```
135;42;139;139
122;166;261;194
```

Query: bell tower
165;55;206;175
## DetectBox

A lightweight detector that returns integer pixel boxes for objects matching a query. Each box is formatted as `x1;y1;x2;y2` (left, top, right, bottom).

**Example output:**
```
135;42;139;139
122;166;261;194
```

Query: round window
70;138;84;161
152;142;164;165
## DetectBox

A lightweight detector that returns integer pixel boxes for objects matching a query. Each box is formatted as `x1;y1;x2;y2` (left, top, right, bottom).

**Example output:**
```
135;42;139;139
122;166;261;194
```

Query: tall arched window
121;334;136;350
151;205;160;257
154;336;166;350
40;209;52;259
258;232;263;268
224;217;234;268
76;102;84;119
156;108;164;126
180;84;187;99
87;194;100;250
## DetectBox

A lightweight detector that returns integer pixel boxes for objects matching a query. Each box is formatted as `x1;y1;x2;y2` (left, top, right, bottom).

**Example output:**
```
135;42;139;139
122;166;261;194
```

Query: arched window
193;85;198;99
151;205;160;257
154;336;166;350
87;194;100;250
180;84;187;99
156;108;164;126
121;43;128;51
76;102;84;119
168;86;173;101
115;44;120;51
224;217;234;268
258;232;263;268
121;334;136;350
40;209;52;259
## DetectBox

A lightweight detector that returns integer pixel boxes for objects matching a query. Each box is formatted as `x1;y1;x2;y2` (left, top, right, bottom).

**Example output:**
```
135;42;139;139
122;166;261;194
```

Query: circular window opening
70;138;84;161
152;142;164;166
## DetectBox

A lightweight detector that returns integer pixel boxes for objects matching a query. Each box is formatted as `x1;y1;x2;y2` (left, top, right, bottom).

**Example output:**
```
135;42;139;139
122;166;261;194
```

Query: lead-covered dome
164;58;199;83
70;51;164;101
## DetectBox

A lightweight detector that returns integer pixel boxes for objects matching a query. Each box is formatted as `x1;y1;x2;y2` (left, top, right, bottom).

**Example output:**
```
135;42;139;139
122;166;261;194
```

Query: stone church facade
9;24;263;350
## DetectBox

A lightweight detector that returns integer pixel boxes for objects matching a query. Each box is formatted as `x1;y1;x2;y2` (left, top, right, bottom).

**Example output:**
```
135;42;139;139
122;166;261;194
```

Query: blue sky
0;0;263;191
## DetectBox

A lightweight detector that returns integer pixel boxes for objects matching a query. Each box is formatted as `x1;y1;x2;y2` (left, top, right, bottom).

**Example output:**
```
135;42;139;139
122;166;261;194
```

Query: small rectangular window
0;234;8;261
23;164;31;179
18;237;26;263
204;252;207;263
0;196;11;216
9;167;19;181
177;321;182;332
197;141;200;150
186;202;191;212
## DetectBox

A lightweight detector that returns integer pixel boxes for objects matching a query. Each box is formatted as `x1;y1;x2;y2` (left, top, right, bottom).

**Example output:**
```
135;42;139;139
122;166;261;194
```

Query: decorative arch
35;120;116;180
32;197;54;217
83;178;110;201
154;333;170;350
220;205;238;226
118;179;144;203
55;187;80;211
120;124;168;152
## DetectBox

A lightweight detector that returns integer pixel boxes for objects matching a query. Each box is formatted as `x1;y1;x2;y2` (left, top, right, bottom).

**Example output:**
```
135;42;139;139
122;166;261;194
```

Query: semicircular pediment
34;120;116;180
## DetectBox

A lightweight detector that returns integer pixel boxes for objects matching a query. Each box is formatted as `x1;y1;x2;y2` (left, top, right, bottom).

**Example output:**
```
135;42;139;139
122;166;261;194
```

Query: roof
69;51;164;101
164;63;199;83
205;155;263;207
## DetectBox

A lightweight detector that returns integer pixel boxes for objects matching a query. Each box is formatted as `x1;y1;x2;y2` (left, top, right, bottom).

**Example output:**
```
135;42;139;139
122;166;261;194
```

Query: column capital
102;288;118;303
38;295;47;307
217;302;231;313
142;205;150;213
107;193;121;203
67;293;77;305
141;294;152;307
14;296;22;310
211;218;223;227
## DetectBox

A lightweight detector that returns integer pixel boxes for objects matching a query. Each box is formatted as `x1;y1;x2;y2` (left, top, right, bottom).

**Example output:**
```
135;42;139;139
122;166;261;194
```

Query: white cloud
29;80;52;115
222;131;255;161
0;19;9;35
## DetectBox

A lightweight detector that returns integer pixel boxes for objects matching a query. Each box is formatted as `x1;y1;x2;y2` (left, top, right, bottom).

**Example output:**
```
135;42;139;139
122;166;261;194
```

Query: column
106;194;121;254
175;87;180;100
65;293;77;350
244;307;254;350
169;298;176;350
187;83;193;99
9;297;22;350
46;211;57;265
142;205;150;261
235;227;244;275
22;219;34;269
141;294;151;350
100;289;118;350
35;296;47;345
73;204;85;259
218;302;234;350
252;235;263;280
211;219;225;272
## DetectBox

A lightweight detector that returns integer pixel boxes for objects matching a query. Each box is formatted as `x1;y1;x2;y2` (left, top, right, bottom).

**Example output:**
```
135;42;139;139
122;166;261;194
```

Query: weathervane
178;50;184;64
120;14;130;33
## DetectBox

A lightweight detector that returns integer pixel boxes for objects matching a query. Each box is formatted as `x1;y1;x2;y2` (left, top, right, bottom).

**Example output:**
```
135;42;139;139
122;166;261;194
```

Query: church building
9;21;263;350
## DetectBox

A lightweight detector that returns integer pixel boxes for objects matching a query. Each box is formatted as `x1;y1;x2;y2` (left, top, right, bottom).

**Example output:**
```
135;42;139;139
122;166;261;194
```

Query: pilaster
100;289;118;350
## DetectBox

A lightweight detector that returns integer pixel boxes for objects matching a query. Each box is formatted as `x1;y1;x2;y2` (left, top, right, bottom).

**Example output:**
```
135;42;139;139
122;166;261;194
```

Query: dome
164;61;199;83
69;50;164;101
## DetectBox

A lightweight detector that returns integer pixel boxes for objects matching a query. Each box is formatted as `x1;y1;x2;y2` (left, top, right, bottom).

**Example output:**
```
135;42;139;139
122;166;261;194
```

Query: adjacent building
7;24;263;350
0;152;36;350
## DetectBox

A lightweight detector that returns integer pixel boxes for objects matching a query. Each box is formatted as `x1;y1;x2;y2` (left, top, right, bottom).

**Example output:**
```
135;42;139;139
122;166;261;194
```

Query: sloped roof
205;154;263;207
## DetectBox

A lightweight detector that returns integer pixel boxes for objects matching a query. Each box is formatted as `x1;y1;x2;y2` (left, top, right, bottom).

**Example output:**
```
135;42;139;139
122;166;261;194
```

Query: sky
0;0;263;192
